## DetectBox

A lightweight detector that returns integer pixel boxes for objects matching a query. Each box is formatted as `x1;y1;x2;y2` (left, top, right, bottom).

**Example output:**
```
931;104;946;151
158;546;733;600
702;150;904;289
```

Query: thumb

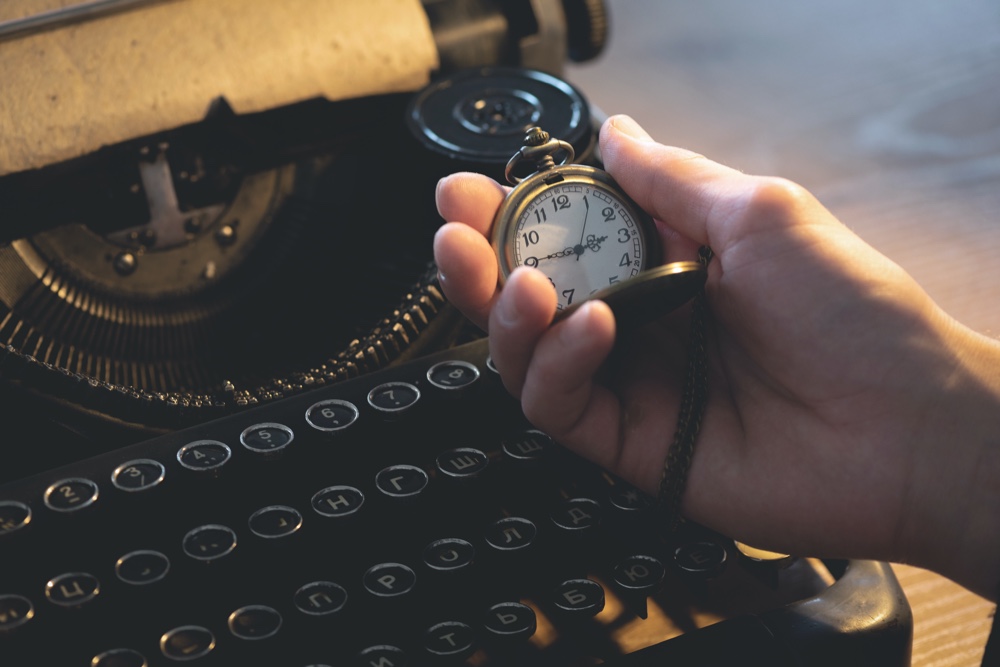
599;115;753;249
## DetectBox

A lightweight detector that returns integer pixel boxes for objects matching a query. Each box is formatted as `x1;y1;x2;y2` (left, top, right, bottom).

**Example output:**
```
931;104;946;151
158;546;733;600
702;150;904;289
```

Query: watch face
506;174;652;310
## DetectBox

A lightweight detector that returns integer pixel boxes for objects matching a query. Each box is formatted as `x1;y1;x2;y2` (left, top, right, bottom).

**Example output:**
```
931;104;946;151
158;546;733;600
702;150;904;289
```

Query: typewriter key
426;359;480;391
159;626;215;661
424;621;476;658
0;594;34;632
176;441;231;472
248;505;303;539
111;459;165;492
45;572;100;607
90;648;147;667
228;605;283;640
182;524;237;562
294;581;348;616
484;601;536;642
44;478;99;512
115;550;170;585
240;422;294;456
0;501;31;535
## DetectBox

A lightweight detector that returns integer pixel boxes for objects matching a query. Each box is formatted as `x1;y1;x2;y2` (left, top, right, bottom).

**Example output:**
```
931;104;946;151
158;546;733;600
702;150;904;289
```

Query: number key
111;459;165;492
305;399;359;432
44;478;99;512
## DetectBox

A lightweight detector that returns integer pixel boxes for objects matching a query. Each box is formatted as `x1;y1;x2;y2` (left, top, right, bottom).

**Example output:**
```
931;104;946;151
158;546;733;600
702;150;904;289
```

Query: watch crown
524;127;550;146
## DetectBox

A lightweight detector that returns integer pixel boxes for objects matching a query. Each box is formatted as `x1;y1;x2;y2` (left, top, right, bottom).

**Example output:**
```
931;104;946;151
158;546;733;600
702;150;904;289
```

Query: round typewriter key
182;524;237;562
363;563;416;598
44;477;99;512
228;605;282;640
612;555;665;594
176;441;231;472
248;505;303;539
0;594;34;632
553;578;605;616
116;550;170;585
91;648;147;667
423;538;475;572
674;541;728;578
305;399;359;432
501;429;551;463
240;422;294;455
160;625;215;661
311;485;365;518
424;621;475;658
111;459;166;492
294;581;348;616
426;360;480;391
367;381;420;417
375;465;428;499
485;517;536;551
608;483;654;514
436;447;489;480
551;497;602;533
45;572;100;607
357;645;407;667
484;601;536;641
0;501;31;535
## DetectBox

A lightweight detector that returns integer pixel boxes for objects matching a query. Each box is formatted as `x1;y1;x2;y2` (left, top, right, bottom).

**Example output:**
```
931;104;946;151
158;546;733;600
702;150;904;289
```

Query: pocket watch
491;127;706;330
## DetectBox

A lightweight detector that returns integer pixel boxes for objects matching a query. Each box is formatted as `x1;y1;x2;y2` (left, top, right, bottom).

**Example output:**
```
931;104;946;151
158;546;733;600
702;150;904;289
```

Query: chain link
657;246;713;531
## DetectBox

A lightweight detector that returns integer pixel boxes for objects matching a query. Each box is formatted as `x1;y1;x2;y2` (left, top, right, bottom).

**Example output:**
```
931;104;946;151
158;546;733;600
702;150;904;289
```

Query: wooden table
568;1;999;664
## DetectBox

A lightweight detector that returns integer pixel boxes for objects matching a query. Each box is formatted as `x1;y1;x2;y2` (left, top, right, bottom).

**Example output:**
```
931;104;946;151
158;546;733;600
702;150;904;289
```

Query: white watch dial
513;181;646;310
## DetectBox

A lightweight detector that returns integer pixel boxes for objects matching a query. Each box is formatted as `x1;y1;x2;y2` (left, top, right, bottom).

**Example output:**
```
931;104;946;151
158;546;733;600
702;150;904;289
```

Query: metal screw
113;251;137;275
215;224;236;246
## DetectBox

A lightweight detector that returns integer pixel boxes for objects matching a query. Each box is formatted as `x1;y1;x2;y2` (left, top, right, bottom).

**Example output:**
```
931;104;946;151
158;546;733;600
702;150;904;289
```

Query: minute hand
576;195;590;260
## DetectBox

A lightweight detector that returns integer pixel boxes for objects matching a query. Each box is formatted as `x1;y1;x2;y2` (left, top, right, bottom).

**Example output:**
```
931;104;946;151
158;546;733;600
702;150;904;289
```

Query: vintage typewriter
0;1;913;665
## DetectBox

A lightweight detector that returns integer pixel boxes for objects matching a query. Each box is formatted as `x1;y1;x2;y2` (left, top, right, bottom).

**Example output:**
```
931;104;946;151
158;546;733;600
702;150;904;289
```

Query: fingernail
610;115;654;142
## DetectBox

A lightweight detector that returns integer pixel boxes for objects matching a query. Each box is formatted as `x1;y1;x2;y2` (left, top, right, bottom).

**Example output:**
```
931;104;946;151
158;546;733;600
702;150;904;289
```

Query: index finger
435;171;509;237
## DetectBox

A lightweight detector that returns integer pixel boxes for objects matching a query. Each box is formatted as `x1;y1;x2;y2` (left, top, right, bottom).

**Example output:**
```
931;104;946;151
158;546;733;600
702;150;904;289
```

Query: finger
600;115;753;249
487;267;557;398
656;219;702;264
433;223;499;330
518;300;622;469
435;172;509;238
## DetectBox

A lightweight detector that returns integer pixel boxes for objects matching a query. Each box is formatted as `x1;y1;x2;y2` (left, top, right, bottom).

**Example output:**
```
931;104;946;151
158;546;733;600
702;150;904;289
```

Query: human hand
433;115;1000;598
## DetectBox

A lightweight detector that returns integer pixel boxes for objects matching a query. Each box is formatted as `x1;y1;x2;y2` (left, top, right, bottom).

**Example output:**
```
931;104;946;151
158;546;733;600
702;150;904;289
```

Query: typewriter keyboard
0;339;909;667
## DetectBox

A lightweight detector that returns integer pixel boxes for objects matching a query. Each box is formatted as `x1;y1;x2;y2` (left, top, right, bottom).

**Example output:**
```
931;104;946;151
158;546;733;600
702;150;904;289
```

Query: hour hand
540;247;575;261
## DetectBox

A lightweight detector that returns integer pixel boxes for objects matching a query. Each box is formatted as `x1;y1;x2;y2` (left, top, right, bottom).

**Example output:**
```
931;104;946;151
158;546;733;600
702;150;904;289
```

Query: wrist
899;314;1000;600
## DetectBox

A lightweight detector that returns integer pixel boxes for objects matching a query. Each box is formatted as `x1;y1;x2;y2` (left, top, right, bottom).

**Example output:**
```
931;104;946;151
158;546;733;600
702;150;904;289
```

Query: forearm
899;314;1000;600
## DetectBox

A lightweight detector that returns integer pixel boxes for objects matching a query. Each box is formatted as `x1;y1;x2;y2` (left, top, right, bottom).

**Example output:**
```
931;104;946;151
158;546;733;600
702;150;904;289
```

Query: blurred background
568;1;1000;664
568;0;1000;335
